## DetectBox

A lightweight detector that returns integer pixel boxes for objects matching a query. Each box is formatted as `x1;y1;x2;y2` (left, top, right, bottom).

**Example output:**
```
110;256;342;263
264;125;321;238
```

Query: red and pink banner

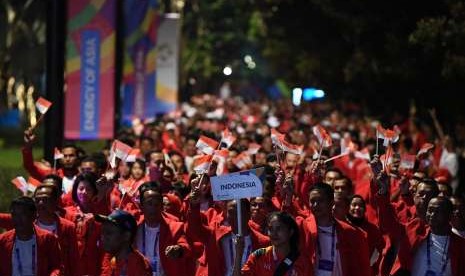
64;0;115;139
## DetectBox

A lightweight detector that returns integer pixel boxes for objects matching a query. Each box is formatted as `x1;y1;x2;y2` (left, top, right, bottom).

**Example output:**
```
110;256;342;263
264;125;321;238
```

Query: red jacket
100;249;152;276
350;219;386;276
0;226;63;276
22;146;62;181
135;215;193;276
296;215;371;276
242;246;313;276
0;213;79;276
64;206;104;276
186;204;270;276
391;221;465;275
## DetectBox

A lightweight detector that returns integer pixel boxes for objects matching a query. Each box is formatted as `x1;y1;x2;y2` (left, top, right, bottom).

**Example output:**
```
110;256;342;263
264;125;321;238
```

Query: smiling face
349;197;366;219
131;162;145;180
76;181;96;206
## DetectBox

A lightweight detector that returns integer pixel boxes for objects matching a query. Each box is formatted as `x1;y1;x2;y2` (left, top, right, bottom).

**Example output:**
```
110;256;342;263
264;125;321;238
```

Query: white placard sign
210;169;264;201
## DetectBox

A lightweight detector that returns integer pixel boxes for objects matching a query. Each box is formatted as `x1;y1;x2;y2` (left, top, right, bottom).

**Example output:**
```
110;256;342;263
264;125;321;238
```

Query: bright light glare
247;61;256;69
223;66;232;76
292;88;303;106
315;89;325;98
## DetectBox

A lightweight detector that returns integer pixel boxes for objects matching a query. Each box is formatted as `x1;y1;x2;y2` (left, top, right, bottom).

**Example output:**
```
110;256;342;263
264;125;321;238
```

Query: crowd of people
1;93;464;276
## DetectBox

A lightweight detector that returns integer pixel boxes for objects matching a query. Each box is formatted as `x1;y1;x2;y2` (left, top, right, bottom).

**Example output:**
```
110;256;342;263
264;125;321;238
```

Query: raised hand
370;155;383;176
24;128;36;147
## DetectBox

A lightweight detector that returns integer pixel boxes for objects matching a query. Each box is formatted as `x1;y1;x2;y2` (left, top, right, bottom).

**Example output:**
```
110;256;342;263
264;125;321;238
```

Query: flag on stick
35;97;52;115
313;125;333;148
196;135;220;155
220;129;236;148
108;140;133;168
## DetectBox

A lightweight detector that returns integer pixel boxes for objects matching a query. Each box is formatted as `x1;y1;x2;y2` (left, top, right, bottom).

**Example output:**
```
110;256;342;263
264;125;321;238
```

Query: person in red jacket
64;172;105;276
33;185;80;276
241;211;313;276
0;196;63;276
346;195;385;276
298;182;371;276
135;181;193;275
22;129;80;192
394;196;465;275
186;191;270;276
0;185;80;276
96;209;152;276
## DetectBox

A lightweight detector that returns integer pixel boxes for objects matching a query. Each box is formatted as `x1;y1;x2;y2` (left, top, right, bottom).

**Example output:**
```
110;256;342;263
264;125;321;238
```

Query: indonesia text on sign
210;168;264;201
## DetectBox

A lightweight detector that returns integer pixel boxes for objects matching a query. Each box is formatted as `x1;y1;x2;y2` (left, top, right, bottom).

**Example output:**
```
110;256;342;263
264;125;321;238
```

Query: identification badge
151;258;157;273
424;270;436;276
318;259;334;271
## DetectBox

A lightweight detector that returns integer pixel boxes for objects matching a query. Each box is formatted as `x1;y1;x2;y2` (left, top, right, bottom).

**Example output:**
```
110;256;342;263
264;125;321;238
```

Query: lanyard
142;224;160;258
272;247;279;268
15;243;36;276
229;235;252;271
317;224;335;262
426;234;449;275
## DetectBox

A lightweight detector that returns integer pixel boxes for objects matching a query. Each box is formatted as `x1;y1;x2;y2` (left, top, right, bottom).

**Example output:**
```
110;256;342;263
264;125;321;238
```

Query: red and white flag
193;154;213;174
35;97;52;115
340;134;356;154
377;125;400;147
11;177;28;194
233;152;253;170
54;148;64;160
27;177;41;192
12;176;41;194
313;125;332;148
126;148;141;163
220;129;236;148
109;140;133;168
271;128;286;146
213;149;230;175
354;148;371;161
246;143;261;155
271;128;303;155
196;135;219;155
417;143;434;156
400;154;416;170
380;154;392;168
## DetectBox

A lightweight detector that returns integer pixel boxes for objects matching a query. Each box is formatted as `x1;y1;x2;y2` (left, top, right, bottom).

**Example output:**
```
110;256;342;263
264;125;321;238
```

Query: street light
223;66;232;76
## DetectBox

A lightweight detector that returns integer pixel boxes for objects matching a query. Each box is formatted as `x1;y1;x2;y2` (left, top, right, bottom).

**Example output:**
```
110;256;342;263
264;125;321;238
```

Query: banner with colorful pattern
121;0;158;125
65;0;115;139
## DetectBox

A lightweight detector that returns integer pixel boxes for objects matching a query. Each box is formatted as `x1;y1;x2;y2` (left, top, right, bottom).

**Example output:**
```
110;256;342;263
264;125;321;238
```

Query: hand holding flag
270;128;303;155
108;140;133;168
220;129;236;148
312;125;333;148
417;143;434;157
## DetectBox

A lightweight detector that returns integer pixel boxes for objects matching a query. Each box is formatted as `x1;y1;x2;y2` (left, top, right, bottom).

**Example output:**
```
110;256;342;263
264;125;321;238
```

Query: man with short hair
395;197;465;275
23;128;80;194
0;185;80;276
186;190;269;276
450;195;465;238
135;182;193;275
297;183;371;276
0;196;63;276
97;209;152;276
